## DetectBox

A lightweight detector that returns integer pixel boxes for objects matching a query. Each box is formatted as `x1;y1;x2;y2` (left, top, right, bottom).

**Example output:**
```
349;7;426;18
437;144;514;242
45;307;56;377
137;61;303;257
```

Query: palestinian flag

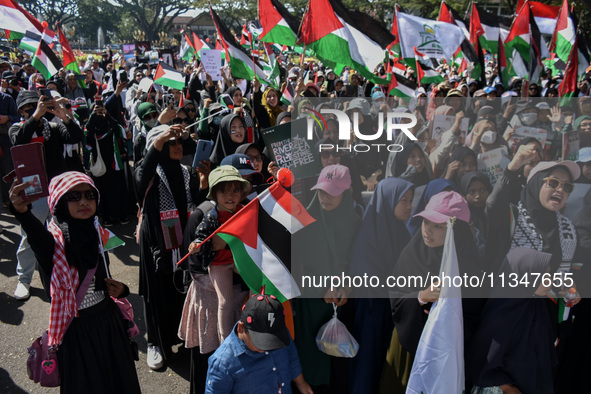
438;1;469;39
263;42;281;88
215;182;315;302
179;30;195;61
100;226;125;252
388;5;401;57
387;67;417;98
469;4;511;55
558;39;578;106
19;27;55;55
281;82;295;106
259;0;300;46
32;35;61;80
299;0;394;85
0;0;43;36
517;0;559;35
240;25;251;50
414;46;443;85
4;29;24;40
153;62;185;90
505;4;538;80
192;31;210;59
57;24;85;88
498;36;510;89
210;5;268;81
547;0;588;78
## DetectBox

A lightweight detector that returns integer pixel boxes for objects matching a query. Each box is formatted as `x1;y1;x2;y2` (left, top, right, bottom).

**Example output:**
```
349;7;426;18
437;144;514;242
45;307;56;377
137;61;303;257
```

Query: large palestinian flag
387;67;418;98
469;4;511;55
210;5;269;81
299;0;394;85
215;182;315;302
516;0;559;35
0;0;42;36
32;35;61;80
259;0;300;46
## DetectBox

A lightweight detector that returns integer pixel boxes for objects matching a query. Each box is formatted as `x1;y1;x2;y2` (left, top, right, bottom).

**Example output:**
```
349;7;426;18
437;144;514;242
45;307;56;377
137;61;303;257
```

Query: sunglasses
543;177;574;194
248;154;263;162
185;107;197;112
63;189;98;202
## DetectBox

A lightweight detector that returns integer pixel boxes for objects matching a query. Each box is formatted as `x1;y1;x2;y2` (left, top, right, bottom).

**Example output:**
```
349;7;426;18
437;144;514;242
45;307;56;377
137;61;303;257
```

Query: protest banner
509;126;548;148
478;147;508;186
562;131;579;161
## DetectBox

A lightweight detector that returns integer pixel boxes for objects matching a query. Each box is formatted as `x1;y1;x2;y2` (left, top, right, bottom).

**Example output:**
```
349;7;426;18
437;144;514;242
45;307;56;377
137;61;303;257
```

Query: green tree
20;0;78;26
110;0;193;41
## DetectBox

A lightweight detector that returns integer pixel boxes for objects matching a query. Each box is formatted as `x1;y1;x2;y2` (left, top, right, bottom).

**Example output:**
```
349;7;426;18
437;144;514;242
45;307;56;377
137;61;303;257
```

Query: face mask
143;118;157;129
520;113;537;126
23;108;35;118
417;141;427;151
481;130;497;144
212;116;222;126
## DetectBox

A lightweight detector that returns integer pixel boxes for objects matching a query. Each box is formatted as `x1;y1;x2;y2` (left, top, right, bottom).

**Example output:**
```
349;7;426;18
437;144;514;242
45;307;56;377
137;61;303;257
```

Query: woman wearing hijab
485;146;581;277
253;83;284;129
460;172;492;239
293;164;361;392
9;172;141;393
209;114;248;167
224;86;256;134
348;178;414;394
85;102;128;225
406;178;457;237
469;248;556;394
380;191;482;394
442;145;478;188
387;142;433;187
134;124;204;370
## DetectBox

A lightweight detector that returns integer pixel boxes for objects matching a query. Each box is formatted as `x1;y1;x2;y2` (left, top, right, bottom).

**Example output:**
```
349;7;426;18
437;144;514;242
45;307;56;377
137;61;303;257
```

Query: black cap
16;90;39;109
241;294;290;351
2;70;15;80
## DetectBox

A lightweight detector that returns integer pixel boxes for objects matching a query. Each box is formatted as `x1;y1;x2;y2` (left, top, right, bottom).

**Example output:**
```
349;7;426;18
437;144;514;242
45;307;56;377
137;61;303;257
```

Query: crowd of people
2;40;591;394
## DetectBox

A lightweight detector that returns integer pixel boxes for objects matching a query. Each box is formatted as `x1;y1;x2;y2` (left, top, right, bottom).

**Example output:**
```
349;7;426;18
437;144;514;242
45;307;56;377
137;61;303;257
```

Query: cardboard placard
562;131;579;161
509;126;548;148
200;49;223;81
261;118;321;179
430;115;469;148
477;147;507;187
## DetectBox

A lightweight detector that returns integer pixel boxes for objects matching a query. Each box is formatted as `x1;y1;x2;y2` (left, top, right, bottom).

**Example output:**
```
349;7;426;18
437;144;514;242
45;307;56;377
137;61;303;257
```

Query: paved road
0;207;191;393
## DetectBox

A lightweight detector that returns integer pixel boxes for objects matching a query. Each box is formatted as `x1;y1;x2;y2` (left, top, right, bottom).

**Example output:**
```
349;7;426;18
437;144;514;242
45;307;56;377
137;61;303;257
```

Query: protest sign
562;131;579;161
509;126;548;148
430;115;469;148
261;118;320;179
478;147;507;186
200;49;223;81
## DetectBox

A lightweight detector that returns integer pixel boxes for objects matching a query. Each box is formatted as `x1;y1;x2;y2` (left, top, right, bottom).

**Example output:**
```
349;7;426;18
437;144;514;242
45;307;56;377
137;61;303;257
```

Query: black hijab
53;190;100;280
521;166;571;272
392;142;431;186
209;114;247;166
468;248;556;394
460;171;492;237
444;145;477;188
275;111;292;125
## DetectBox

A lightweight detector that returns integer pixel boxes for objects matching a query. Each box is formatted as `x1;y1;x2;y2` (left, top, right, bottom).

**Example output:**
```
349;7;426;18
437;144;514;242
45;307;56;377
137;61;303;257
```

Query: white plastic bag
315;303;359;358
89;140;106;177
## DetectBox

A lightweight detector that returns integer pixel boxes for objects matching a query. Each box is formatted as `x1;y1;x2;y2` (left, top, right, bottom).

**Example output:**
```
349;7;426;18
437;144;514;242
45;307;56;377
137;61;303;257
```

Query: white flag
397;12;464;63
406;219;465;394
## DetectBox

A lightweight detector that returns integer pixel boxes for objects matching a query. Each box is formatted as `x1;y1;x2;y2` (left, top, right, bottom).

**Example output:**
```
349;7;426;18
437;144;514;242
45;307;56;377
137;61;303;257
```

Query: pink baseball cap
311;164;351;196
414;191;470;224
527;161;581;183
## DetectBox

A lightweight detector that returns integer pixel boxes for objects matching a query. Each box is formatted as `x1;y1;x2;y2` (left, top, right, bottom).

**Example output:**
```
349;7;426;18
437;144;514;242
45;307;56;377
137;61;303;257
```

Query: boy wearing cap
205;294;313;394
189;166;251;342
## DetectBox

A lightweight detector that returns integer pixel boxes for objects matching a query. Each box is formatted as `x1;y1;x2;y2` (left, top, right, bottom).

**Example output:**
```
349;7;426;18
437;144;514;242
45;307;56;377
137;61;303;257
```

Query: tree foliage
20;0;78;26
110;0;193;41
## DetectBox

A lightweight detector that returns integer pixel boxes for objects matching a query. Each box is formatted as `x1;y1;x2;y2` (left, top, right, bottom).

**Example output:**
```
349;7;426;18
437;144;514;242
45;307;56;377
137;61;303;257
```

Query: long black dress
134;142;203;360
14;201;140;393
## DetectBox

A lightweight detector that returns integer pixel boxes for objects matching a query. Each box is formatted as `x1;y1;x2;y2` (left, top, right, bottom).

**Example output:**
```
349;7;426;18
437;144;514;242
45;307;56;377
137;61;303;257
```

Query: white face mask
520;113;537;126
481;130;497;144
143;118;157;129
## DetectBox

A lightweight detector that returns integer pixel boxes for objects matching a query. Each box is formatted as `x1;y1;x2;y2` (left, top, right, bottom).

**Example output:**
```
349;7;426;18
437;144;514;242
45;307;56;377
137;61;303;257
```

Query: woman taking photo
9;172;140;393
135;124;203;370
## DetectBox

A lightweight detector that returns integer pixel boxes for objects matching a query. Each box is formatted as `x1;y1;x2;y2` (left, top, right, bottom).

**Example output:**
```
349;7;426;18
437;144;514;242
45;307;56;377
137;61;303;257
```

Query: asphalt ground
0;207;191;393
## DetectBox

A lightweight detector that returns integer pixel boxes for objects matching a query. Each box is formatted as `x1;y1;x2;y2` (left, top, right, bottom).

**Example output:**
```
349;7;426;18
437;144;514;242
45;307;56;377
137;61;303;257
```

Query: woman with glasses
8;172;141;393
485;147;582;299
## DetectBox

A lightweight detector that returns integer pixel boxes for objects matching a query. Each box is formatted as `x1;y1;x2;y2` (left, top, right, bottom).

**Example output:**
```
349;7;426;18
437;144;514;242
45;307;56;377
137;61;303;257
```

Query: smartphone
74;74;86;81
119;71;128;83
192;140;214;169
39;88;54;110
95;99;104;108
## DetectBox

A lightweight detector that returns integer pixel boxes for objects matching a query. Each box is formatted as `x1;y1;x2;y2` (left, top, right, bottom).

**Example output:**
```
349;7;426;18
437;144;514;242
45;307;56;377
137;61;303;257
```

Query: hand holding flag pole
176;168;296;267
